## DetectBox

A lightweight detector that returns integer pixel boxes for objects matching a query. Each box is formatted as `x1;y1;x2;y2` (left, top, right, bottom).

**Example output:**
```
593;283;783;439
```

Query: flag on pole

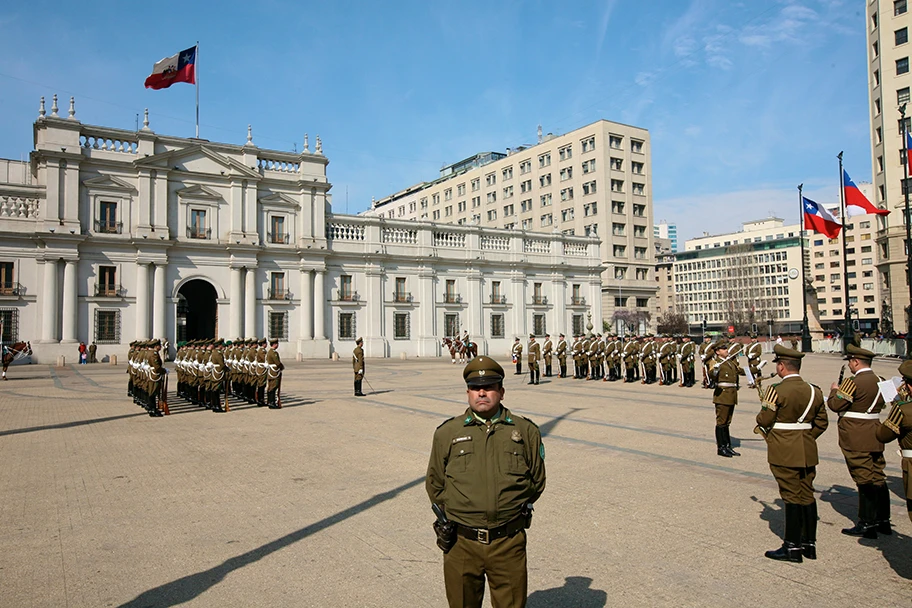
843;169;888;217
906;130;912;172
803;197;842;238
144;46;197;90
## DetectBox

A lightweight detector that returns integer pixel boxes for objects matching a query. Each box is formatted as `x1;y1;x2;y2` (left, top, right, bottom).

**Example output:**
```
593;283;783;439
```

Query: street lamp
901;104;912;358
606;263;624;338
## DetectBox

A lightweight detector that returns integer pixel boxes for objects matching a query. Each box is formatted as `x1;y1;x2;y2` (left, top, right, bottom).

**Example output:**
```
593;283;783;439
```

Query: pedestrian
78;341;87;364
426;356;546;608
352;337;365;397
710;339;744;457
876;359;912;526
88;341;97;364
827;343;890;538
756;344;828;562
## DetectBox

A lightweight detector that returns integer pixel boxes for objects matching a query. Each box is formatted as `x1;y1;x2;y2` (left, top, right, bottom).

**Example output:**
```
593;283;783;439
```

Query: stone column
135;262;150;340
61;260;78;343
41;259;58;342
229;267;243;338
245;267;257;338
300;269;313;340
313;270;325;340
417;268;436;357
152;264;167;340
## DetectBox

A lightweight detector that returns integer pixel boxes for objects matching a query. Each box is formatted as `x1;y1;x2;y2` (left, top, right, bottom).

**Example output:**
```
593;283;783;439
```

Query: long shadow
819;484;858;523
750;495;785;537
876;524;912;579
536;407;584;439
527;576;607;608
0;412;148;437
117;476;425;608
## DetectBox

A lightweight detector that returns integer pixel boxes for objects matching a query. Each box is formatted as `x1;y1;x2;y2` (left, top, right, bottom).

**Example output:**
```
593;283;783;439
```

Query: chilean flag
843;169;888;217
803;197;842;239
144;46;197;90
907;130;912;171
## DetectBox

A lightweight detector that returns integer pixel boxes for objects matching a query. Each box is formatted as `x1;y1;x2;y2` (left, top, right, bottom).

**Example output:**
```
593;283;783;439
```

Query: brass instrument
837;364;846;387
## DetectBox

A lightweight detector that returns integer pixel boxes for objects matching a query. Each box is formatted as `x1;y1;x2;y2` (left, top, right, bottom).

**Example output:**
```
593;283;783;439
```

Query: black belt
455;517;525;545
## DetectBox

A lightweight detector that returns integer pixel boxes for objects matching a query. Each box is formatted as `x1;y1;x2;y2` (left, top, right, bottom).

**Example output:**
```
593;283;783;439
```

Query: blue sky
0;0;871;242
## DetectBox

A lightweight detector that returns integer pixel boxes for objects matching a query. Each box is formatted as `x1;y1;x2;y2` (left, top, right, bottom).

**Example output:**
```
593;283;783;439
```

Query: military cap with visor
844;343;875;361
772;344;804;362
463;356;505;388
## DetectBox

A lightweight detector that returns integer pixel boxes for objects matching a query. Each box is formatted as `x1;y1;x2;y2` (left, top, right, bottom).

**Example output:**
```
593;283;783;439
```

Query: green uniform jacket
757;375;828;467
711;358;744;406
426;406;546;529
681;342;695;372
827;368;885;452
528;341;541;363
352;346;364;378
876;399;912;498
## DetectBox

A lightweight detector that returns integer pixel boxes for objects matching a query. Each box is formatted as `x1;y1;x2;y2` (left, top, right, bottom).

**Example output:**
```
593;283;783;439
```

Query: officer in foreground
756;345;828;562
876;359;912;525
426;356;546;608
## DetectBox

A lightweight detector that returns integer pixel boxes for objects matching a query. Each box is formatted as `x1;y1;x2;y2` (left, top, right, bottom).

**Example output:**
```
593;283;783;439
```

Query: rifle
276;373;283;409
159;371;170;416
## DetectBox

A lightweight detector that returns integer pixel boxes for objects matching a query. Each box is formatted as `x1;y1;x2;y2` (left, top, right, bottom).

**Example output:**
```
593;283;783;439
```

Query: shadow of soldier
750;495;784;537
818;484;859;524
527;576;607;608
870;527;912;580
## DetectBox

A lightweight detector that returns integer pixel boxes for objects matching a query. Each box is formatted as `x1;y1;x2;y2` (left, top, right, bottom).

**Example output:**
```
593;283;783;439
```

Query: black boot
716;427;731;458
355;380;365;397
842;484;878;539
515;362;522;375
765;503;803;562
723;427;740;457
535;370;540;385
802;501;818;560
875;483;893;535
267;389;278;408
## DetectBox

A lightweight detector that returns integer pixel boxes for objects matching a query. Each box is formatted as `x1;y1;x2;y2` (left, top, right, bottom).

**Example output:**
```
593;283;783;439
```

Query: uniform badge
511;430;522;443
479;370;486;376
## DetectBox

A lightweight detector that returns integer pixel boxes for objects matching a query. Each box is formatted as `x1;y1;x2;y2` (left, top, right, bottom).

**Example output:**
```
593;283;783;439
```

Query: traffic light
702;318;707;331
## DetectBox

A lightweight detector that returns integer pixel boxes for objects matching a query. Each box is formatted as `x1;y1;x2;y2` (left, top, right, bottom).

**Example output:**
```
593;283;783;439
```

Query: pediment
176;184;222;201
258;192;299;208
134;144;261;180
83;175;137;192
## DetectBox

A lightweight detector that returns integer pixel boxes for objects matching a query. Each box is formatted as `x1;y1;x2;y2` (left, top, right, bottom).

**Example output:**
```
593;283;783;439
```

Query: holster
433;520;457;553
521;503;534;529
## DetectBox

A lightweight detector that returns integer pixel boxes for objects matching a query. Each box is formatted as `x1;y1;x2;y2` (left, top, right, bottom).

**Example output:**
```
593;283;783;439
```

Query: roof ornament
303;133;309;153
50;94;59;118
315;135;323;155
38;96;46;119
67;96;76;120
142;108;151;131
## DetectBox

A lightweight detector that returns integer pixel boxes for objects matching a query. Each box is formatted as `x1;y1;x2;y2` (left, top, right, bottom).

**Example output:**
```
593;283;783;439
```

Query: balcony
444;293;462;304
187;227;211;240
337;290;360;302
531;295;548;305
393;292;413;303
490;294;507;304
267;232;290;244
95;284;126;298
267;288;291;300
0;281;23;296
571;296;586;306
94;220;123;234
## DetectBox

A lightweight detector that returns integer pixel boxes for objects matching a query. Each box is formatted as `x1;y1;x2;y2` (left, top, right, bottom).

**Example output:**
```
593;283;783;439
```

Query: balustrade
0;281;23;296
481;235;510;251
267;288;291;300
523;239;550;253
94;219;123;234
187;227;211;240
0;196;40;218
80;133;138;154
326;222;365;241
563;242;589;257
433;231;466;248
95;284;126;297
382;227;418;244
267;232;290;244
257;158;300;173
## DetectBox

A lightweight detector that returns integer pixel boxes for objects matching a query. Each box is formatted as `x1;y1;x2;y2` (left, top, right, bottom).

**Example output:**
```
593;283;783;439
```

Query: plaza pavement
0;352;910;608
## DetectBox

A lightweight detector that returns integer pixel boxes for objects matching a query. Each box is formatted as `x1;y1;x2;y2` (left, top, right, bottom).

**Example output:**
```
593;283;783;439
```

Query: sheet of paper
744;366;755;387
878;377;899;404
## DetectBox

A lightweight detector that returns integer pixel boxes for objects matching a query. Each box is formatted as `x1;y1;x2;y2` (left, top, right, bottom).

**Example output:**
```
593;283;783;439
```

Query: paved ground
0;352;910;608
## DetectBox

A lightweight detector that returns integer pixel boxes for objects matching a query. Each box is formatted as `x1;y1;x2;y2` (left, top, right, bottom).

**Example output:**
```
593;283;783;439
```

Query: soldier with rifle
556;333;568;378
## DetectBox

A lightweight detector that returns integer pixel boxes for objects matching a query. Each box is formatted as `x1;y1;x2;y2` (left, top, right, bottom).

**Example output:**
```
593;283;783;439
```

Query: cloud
634;71;655;87
595;0;620;57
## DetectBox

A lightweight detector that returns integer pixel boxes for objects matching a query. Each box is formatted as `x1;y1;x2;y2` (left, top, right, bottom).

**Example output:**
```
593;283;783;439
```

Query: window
532;313;546;336
444;188;452;201
472;196;481;208
541;213;553;227
614;245;627;257
899;28;909;46
633;204;645;217
97;265;118;296
610;179;624;193
559;145;572;161
393;312;410;339
394;277;408;302
560;167;573;181
339;275;354;301
561;208;575;222
862;258;873;265
269;215;287;244
522;218;532;229
491;313;505;338
631;140;643;153
457;183;466;196
813;239;824;246
519;160;531;174
874;40;880;58
339;312;356;339
583;181;597;195
433;210;440;220
420;197;428;209
503;185;514;199
582;159;596;174
486;173;496;186
898;0;908;16
615;297;625;307
408;202;416;213
863;282;875;290
0;308;17;342
471;178;480;192
581;136;595;152
612;223;626;236
633;225;647;238
583;202;597;216
458;201;466;212
444;313;459;337
631;161;644;175
487;192;497;204
636;268;648;280
269;272;287;299
540;173;552;187
0;262;14;294
874;69;880;86
539;152;551;168
94;309;120;344
520;179;532;193
584;224;598;236
189;209;208;239
636;298;649;308
560;187;574;201
502;167;513;181
98;201;119;233
269;311;289;340
432;194;440;206
612;201;625;214
614;266;627;279
609;135;623;149
898;57;909;75
488;210;497;221
503;204;514;216
521;199;533;213
634;247;647;260
632;183;645;195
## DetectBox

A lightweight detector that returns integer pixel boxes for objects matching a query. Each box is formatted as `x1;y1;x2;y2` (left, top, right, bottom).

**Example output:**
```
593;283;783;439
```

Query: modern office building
0;96;602;362
364;119;658;332
866;0;911;333
654;220;678;252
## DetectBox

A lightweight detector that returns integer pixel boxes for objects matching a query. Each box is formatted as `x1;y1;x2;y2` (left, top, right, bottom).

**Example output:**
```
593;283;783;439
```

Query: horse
2;341;32;380
442;337;477;364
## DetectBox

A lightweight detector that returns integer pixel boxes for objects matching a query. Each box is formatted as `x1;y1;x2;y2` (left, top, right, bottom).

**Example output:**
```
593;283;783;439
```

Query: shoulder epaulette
836;377;855;402
520;415;539;428
436;416;456;429
884;402;904;434
762;385;779;410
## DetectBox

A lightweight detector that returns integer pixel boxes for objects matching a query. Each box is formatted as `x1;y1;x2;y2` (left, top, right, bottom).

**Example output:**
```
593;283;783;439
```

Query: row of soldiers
173;338;285;411
510;333;766;388
126;339;167;417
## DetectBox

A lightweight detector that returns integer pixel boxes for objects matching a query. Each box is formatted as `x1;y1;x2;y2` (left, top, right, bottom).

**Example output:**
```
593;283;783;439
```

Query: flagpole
901;104;912;357
798;184;811;352
838;152;854;352
195;42;200;139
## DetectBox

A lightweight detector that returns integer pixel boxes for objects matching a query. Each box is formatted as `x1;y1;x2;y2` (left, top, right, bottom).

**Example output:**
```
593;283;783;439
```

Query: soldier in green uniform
699;336;713;389
426;356;546;608
756;344;828;562
827;343;890;538
679;335;695;387
527;335;541;385
623;337;638;383
641;335;657;385
746;333;763;388
266;337;284;408
147;339;165;417
710;339;744;457
512;338;523;376
352;337;365;397
209;339;227;412
555;334;568;379
876;359;912;525
542;334;553;378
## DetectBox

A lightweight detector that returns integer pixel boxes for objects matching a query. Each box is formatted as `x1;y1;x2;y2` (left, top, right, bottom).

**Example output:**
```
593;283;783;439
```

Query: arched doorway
176;279;218;342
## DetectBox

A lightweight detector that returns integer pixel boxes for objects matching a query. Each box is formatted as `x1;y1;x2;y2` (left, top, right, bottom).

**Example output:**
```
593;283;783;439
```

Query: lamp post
901;104;912;358
606;263;624;338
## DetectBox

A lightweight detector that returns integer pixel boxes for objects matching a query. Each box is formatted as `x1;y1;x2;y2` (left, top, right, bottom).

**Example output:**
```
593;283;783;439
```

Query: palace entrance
176;279;218;342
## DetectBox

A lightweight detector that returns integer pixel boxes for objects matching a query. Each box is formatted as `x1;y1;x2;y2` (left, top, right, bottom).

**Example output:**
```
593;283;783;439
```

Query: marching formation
126;339;168;417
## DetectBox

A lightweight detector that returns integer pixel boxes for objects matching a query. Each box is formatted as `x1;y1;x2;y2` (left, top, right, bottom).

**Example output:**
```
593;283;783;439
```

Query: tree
720;243;776;336
656;309;688;334
612;309;651;335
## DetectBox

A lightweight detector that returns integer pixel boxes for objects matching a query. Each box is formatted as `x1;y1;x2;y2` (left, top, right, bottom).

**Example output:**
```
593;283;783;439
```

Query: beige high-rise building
867;0;911;334
364;120;658;330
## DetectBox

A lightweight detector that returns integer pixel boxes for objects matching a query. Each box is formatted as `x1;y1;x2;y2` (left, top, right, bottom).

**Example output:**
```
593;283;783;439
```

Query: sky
0;0;872;243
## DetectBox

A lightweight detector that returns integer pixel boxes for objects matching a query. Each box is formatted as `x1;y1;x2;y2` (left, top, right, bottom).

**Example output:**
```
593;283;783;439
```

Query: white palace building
0;97;602;362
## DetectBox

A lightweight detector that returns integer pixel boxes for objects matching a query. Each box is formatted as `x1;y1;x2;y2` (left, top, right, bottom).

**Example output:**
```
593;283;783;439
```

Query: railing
267;232;290;244
383;227;418;244
337;290;360;302
444;293;462;304
0;282;23;296
563;243;588;257
257;157;300;173
481;235;510;251
0;196;40;218
433;231;466;248
393;292;413;303
267;288;291;300
94;220;123;234
490;294;507;304
532;295;548;305
187;227;211;240
327;222;365;241
80;133;138;154
571;296;586;306
523;238;550;253
95;284;126;297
